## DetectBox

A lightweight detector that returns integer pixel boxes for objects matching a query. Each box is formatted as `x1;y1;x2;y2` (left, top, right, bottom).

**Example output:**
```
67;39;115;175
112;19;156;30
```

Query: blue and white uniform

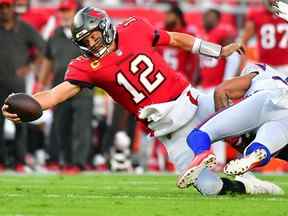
189;63;288;165
139;63;285;194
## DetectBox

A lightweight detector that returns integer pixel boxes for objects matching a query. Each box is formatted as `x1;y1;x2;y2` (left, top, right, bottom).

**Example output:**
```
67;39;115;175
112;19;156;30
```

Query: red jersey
20;8;53;32
199;24;236;88
65;17;189;116
158;27;199;84
247;6;288;66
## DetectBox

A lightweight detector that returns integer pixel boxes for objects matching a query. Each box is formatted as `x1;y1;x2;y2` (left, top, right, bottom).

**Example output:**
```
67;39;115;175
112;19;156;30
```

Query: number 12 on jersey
116;54;165;104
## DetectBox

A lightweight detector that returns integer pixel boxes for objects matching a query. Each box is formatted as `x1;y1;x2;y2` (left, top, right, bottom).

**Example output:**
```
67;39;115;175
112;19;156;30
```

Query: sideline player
185;63;288;178
159;4;199;84
241;0;288;72
2;7;282;195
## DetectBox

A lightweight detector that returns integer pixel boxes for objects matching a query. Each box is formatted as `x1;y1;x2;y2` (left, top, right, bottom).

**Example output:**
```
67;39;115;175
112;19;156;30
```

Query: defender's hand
221;43;245;58
1;104;21;123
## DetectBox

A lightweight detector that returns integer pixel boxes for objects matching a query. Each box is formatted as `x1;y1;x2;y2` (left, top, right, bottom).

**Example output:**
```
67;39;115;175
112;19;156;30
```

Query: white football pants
159;91;224;195
200;90;288;155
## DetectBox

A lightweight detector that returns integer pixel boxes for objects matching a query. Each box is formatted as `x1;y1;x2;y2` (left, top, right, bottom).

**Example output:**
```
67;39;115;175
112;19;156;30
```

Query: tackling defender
185;63;288;179
1;7;282;195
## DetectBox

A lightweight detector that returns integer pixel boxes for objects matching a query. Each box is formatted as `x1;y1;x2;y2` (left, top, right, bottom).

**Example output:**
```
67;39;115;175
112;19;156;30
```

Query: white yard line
1;192;288;202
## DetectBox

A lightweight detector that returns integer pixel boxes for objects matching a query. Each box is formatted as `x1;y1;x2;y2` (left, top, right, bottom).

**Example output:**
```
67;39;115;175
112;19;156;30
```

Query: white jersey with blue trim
241;63;288;108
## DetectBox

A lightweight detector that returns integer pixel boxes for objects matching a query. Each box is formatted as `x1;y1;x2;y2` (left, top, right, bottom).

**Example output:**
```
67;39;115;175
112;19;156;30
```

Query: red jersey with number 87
247;6;288;66
65;17;189;116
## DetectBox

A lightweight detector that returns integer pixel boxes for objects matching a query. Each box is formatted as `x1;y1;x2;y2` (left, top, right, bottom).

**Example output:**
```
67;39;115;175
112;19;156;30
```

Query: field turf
0;174;287;216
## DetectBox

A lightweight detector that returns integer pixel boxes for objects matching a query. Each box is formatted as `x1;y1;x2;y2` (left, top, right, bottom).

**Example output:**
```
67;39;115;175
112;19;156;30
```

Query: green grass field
0;174;287;216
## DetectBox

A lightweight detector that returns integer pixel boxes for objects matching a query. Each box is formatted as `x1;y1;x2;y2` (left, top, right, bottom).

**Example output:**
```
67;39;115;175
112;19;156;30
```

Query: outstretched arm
214;73;257;111
33;81;80;110
2;81;80;123
167;32;244;58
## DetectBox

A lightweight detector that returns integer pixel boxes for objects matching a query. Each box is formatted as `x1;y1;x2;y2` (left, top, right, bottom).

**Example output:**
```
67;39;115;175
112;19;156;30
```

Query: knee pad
245;142;271;166
186;129;211;154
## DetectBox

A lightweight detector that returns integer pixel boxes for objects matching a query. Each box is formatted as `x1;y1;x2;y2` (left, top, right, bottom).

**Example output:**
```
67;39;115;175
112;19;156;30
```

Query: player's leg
160;133;222;195
222;172;283;195
71;90;93;168
160;113;283;195
0;112;7;167
161;90;284;194
225;119;288;175
14;123;27;166
187;167;283;195
186;91;274;157
211;140;226;169
162;135;283;195
0;87;10;167
53;100;73;166
159;112;247;195
179;91;278;188
160;91;216;174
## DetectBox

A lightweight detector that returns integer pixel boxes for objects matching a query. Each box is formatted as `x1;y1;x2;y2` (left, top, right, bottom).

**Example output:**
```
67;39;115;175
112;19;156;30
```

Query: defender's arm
214;73;257;111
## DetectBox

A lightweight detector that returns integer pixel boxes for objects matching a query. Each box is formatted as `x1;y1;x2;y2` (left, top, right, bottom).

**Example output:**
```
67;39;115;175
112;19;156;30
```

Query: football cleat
176;150;216;189
235;172;284;195
224;149;267;176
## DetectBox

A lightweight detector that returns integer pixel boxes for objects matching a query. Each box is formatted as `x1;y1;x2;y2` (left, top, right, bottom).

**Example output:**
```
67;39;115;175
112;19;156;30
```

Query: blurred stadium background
0;0;287;176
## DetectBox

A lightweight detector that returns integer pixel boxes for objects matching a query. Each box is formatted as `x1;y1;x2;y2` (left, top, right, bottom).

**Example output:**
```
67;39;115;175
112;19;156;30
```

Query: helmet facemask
78;30;110;58
71;7;116;58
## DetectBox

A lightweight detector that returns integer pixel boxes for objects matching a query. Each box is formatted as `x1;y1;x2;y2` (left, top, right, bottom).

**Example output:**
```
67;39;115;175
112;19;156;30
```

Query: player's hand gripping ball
4;93;42;122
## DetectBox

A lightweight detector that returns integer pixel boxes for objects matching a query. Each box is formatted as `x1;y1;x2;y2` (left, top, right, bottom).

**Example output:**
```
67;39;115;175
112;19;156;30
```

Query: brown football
4;93;43;122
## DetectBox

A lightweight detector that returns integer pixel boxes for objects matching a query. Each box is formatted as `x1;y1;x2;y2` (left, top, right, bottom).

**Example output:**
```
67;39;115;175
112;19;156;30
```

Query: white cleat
176;151;216;189
235;172;284;195
224;149;267;176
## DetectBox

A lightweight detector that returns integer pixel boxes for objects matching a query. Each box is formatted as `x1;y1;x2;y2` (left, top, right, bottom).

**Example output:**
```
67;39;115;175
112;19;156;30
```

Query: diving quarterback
2;7;283;196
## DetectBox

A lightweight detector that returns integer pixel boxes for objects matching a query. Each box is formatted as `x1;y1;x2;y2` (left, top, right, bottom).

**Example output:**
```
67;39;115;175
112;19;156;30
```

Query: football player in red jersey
3;7;281;196
199;9;240;89
242;0;288;71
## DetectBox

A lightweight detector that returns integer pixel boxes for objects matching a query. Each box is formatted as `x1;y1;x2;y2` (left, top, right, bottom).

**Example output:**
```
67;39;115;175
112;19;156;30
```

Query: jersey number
260;23;288;49
116;54;165;104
